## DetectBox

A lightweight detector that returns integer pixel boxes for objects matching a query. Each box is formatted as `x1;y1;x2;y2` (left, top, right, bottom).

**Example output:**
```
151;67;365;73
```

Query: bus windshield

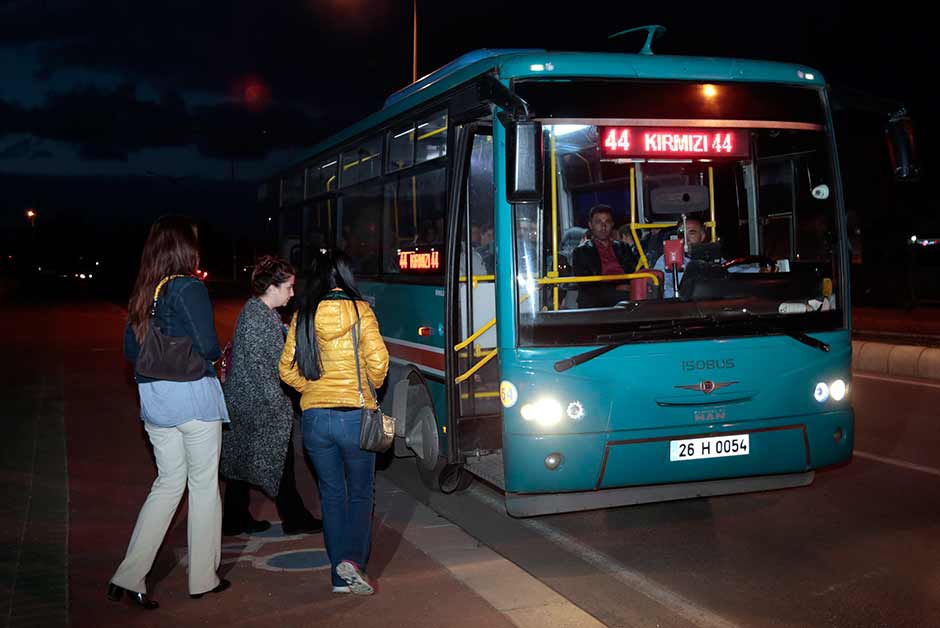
513;83;843;346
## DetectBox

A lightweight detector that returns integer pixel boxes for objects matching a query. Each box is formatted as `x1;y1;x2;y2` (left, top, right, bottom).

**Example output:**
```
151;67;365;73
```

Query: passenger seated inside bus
476;222;495;273
617;223;638;258
571;204;637;308
415;219;439;245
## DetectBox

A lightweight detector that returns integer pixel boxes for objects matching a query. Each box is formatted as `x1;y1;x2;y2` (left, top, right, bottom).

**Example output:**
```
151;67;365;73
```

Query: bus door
449;125;501;457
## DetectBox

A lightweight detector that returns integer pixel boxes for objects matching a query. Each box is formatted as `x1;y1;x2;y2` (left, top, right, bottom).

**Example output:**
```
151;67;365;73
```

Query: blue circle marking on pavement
244;522;318;539
256;549;331;572
246;522;287;538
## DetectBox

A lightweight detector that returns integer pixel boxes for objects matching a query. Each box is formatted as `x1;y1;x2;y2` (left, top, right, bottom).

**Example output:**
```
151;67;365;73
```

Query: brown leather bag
135;276;208;382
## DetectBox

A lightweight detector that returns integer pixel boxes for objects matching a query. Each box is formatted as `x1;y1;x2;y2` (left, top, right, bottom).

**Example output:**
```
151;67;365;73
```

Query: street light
412;0;417;82
25;208;37;228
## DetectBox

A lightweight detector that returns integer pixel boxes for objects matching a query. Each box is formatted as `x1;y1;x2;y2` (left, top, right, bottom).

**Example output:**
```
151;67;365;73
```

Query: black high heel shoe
107;583;159;610
189;578;231;599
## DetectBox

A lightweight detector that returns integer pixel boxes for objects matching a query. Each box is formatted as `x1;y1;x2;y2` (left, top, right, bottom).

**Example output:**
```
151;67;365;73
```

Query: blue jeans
302;408;376;587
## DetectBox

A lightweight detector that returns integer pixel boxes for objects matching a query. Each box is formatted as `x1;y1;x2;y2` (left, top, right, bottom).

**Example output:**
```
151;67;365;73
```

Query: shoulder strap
150;274;188;316
349;300;376;408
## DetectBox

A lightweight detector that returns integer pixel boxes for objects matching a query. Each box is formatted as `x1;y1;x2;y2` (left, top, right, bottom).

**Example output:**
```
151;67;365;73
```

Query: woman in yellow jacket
279;249;388;595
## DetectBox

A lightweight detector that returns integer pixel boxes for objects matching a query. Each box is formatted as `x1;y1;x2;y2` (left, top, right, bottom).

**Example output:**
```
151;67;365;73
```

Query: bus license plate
670;434;749;461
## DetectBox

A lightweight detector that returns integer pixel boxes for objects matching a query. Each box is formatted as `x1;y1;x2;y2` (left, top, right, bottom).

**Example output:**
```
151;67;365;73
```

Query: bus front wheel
417;457;473;494
406;405;439;469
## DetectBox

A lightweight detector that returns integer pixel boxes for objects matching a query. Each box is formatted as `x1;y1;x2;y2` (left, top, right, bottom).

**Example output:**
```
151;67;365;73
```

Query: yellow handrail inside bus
460;391;500;399
708;166;717;242
549;129;560;311
342;152;380;171
417;125;447;141
454;318;496;352
631;222;678;270
454;348;497;384
536;272;660;287
452;292;532;384
458;274;495;288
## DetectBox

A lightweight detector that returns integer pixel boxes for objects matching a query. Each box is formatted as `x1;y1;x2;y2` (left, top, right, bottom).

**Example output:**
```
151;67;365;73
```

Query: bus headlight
813;382;830;403
520;398;563;426
830;379;847;401
814;379;848;403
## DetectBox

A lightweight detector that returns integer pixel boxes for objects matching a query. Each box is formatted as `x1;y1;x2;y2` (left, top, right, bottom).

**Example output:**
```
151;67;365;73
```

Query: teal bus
266;35;863;516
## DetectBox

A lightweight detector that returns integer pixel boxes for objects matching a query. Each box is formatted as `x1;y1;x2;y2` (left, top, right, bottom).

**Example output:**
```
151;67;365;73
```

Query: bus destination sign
599;127;749;158
398;247;441;273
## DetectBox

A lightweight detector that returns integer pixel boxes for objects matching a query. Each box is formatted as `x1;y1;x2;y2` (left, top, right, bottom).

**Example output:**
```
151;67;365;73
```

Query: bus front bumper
501;409;853;515
505;471;815;517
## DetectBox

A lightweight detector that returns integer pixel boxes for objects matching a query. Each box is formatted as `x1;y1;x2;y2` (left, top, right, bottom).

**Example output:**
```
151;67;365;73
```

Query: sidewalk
1;298;601;628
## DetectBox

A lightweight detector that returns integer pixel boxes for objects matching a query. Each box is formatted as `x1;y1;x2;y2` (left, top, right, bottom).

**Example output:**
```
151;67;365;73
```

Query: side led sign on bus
599;127;749;158
398;247;441;273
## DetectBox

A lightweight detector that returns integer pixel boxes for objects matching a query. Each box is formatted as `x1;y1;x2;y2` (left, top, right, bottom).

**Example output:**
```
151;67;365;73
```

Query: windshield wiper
553;320;694;372
552;311;830;373
784;331;830;352
719;308;830;352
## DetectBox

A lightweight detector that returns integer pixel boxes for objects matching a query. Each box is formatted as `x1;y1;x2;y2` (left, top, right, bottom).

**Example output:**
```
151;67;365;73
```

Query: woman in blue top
108;216;231;610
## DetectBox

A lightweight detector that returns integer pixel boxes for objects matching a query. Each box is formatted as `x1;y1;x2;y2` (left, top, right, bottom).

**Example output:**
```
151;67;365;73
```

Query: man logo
675;380;738;394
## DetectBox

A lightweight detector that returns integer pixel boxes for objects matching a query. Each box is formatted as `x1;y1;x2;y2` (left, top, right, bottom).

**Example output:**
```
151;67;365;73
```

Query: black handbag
351;302;395;453
135;275;208;382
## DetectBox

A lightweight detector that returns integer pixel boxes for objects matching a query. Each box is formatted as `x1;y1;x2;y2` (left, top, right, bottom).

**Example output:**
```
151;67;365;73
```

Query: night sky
1;1;935;282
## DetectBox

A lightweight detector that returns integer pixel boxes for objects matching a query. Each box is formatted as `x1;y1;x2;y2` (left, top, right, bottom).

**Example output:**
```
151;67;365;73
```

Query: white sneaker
332;585;351;594
336;560;374;595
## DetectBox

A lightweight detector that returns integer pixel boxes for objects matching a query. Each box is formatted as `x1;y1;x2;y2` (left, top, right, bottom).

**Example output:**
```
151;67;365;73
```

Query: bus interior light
813;382;830;403
830;379;847;401
552;125;590;137
520;398;563;426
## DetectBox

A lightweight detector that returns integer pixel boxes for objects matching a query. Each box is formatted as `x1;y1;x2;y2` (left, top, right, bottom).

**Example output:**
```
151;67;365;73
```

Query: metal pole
412;0;417;83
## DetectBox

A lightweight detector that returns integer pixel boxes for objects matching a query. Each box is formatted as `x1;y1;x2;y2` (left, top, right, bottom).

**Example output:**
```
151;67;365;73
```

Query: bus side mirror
505;120;543;203
885;111;920;181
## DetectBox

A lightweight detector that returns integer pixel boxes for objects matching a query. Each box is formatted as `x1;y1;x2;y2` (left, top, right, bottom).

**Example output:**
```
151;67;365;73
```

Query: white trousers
111;419;222;595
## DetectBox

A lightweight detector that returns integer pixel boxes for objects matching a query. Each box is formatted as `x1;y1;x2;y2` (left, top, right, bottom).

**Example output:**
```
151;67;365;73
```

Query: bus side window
338;182;382;274
380;168;447;275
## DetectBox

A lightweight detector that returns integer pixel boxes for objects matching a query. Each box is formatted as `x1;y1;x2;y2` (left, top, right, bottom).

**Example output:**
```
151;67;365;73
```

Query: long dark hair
128;216;199;342
293;249;364;380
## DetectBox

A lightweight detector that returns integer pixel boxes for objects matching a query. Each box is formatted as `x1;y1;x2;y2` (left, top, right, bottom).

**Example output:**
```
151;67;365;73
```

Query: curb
852;340;940;381
375;476;606;628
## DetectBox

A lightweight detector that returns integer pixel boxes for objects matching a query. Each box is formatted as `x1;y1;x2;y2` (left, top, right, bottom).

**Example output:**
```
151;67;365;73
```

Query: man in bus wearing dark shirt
571;204;637;308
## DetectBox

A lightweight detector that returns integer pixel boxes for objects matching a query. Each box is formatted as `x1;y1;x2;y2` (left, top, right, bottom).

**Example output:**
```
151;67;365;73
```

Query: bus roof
293;48;825;169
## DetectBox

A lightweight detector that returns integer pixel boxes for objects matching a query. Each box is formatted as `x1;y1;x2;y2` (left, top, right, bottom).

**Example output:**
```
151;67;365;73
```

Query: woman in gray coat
220;256;321;536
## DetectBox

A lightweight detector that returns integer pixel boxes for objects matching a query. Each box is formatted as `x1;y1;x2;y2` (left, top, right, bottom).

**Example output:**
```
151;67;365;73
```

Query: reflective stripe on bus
384;336;445;378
